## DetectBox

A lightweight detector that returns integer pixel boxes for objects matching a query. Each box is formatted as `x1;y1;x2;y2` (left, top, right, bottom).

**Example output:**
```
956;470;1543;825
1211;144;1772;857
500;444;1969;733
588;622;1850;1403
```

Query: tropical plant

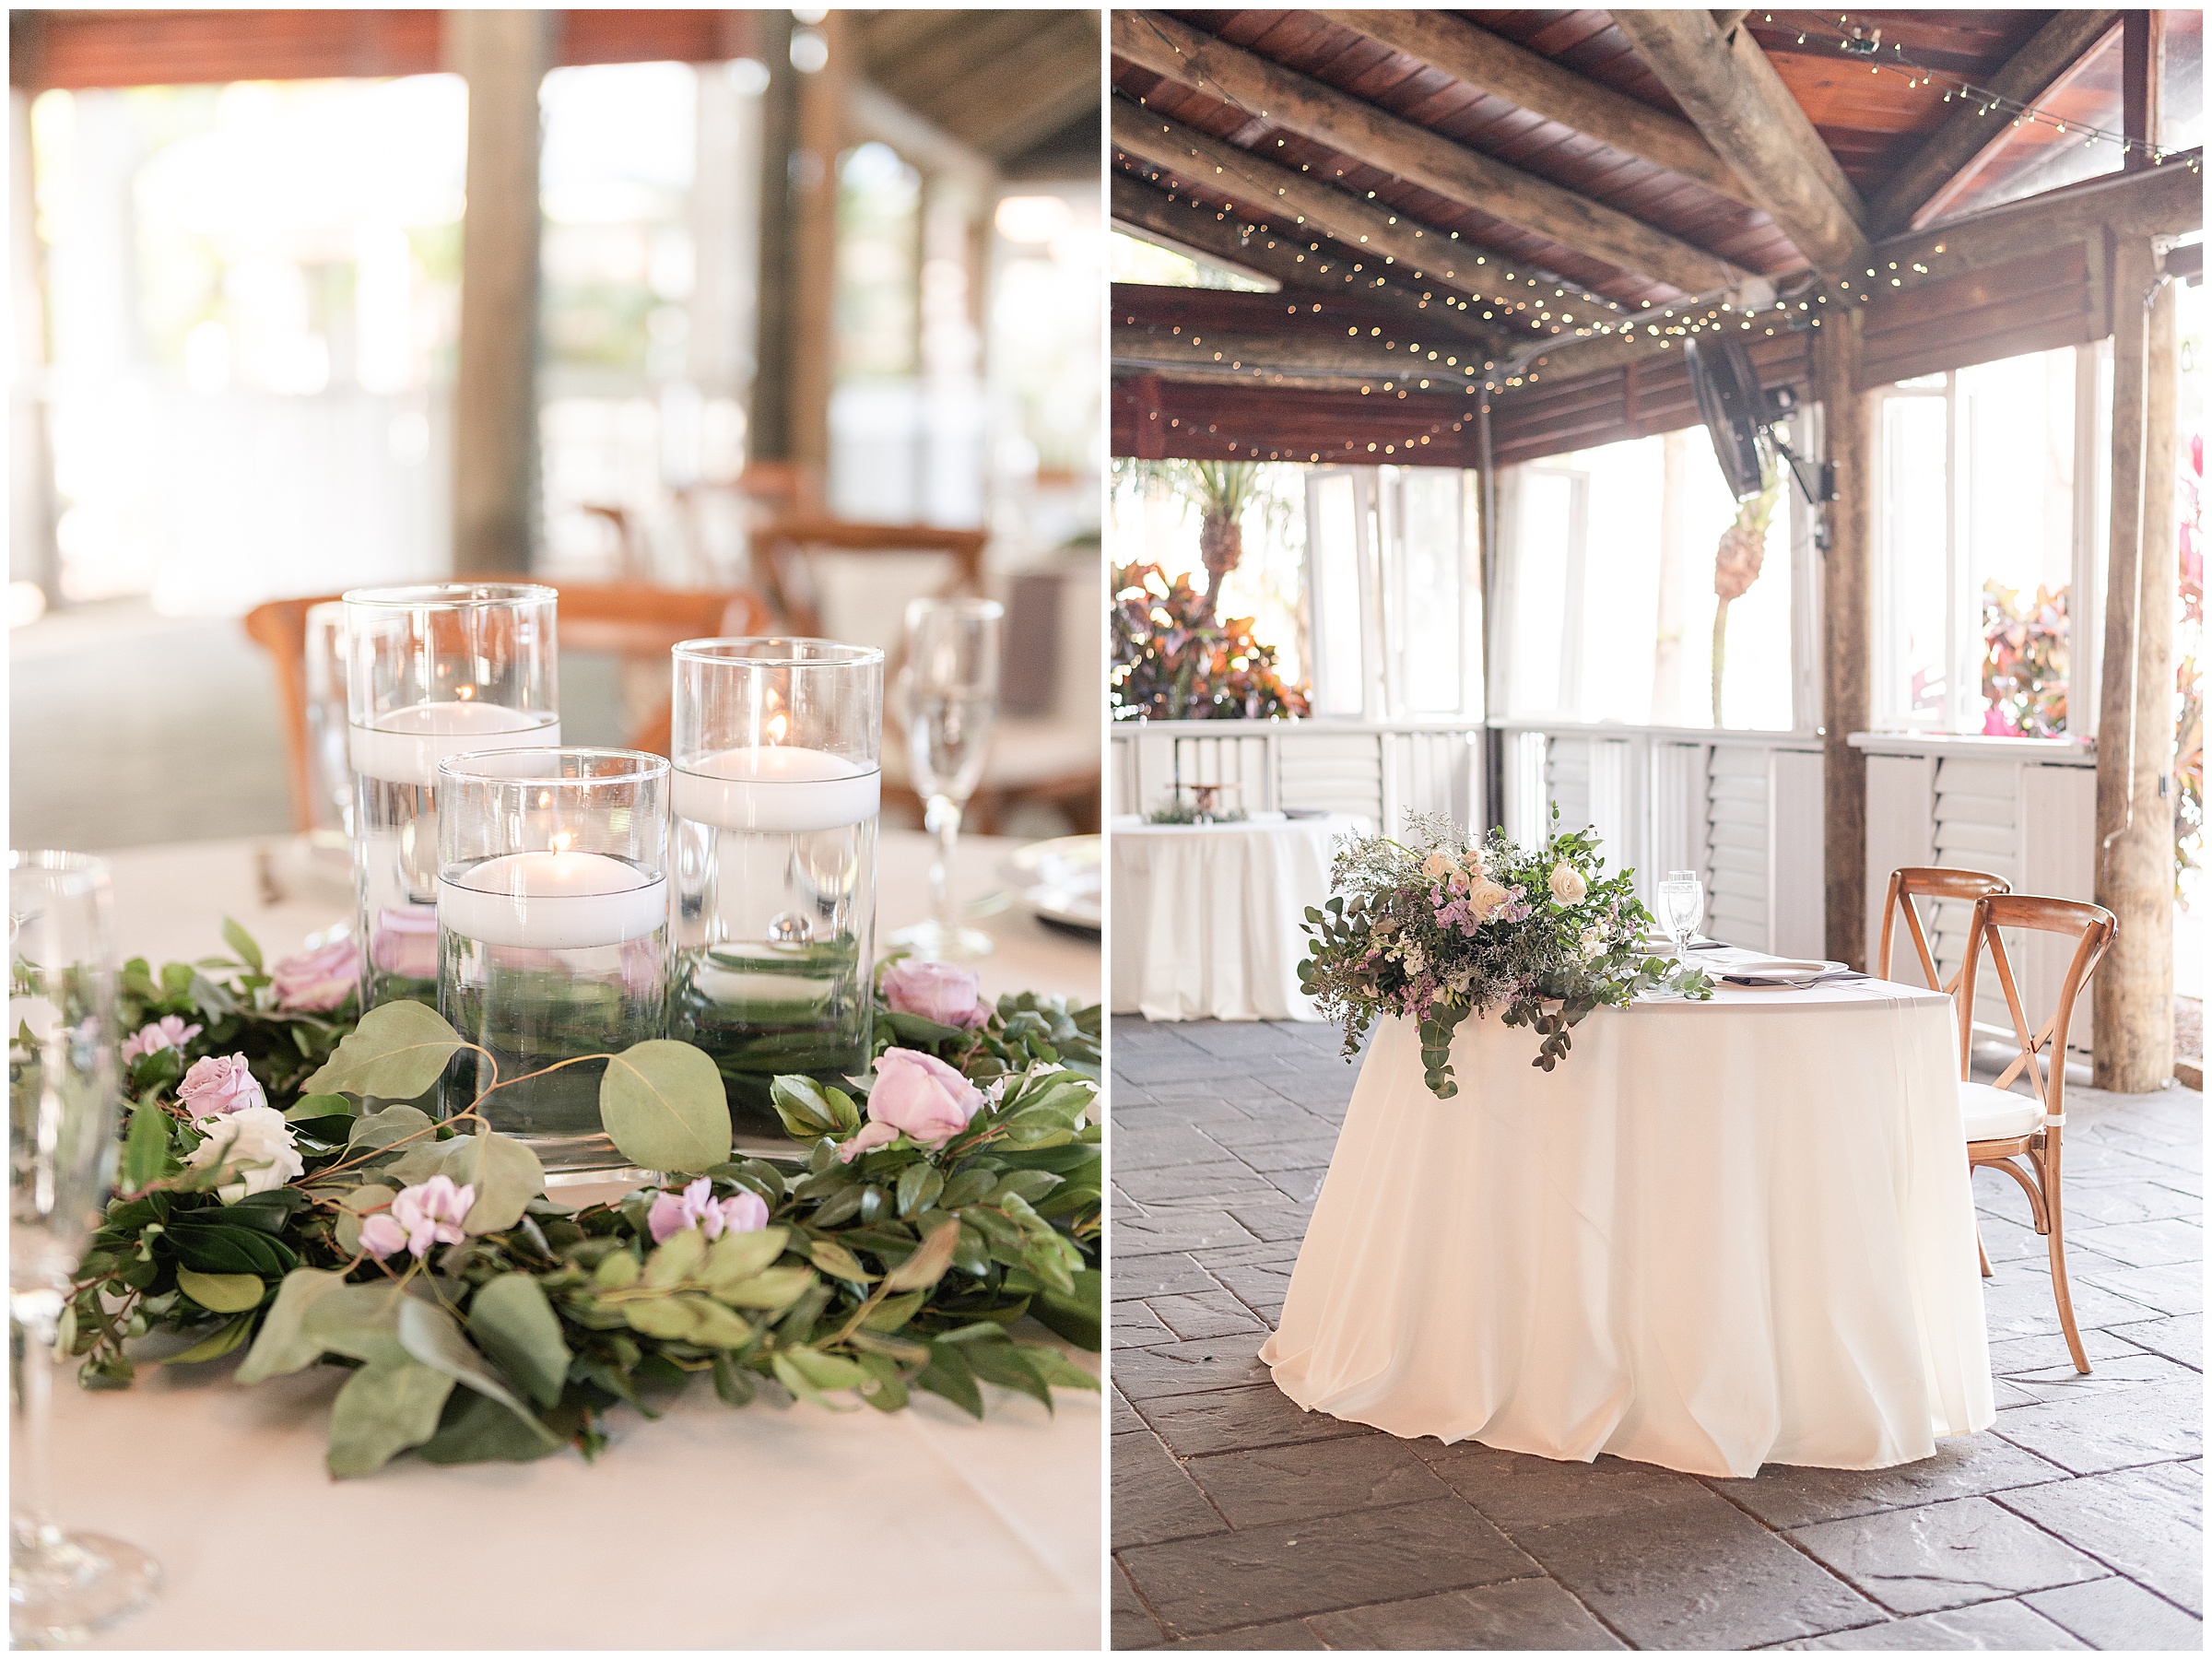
1981;581;2069;738
1711;482;1779;724
1110;563;1309;722
1115;459;1270;622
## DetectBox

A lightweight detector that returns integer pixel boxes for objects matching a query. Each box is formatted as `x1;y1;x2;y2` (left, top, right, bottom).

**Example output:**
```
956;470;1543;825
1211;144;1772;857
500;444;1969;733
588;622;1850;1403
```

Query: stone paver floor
1110;1016;2204;1651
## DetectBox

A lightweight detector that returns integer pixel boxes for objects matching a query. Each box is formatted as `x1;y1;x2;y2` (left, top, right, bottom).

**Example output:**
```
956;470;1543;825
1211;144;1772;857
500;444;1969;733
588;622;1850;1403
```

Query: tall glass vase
667;639;883;1160
436;748;669;1182
343;583;559;1016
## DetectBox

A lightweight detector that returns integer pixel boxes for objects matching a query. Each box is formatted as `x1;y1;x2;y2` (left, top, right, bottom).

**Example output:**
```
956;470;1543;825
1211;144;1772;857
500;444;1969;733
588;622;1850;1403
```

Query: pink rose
370;909;438;981
646;1177;771;1244
838;1048;983;1163
880;959;987;1030
361;1174;475;1259
178;1054;266;1119
122;1015;202;1064
272;937;358;1013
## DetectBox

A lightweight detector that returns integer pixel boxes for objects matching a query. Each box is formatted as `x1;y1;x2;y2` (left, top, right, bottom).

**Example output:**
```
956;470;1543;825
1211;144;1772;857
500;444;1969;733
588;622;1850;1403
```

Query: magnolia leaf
699;1226;788;1289
916;1343;983;1419
159;1313;253;1365
964;1338;1054;1411
219;916;263;972
236;1268;347;1383
174;1267;266;1313
467;1275;572;1409
304;1001;465;1101
806;1238;876;1284
1029;1270;1101;1351
883;1218;959;1293
120;1097;174;1193
347;1104;435;1152
439;1130;546;1235
325;1360;455;1478
896;1162;944;1218
769;1075;839;1138
859;1289;928;1332
599;1041;731;1173
333;1184;397;1257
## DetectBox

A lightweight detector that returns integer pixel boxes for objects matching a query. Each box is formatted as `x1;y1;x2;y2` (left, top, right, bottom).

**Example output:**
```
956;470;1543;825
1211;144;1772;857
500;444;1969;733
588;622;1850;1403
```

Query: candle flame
767;712;789;744
457;684;475;700
550;830;575;854
537;790;552;808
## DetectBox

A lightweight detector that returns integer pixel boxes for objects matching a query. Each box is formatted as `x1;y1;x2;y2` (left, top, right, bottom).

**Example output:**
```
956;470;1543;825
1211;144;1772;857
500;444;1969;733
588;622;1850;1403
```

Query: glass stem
924;795;963;934
11;1291;60;1541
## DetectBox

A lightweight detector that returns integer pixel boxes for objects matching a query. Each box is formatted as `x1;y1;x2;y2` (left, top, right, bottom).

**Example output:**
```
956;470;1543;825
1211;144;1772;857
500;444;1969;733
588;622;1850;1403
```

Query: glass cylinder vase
343;583;559;1014
667;639;883;1160
435;748;668;1182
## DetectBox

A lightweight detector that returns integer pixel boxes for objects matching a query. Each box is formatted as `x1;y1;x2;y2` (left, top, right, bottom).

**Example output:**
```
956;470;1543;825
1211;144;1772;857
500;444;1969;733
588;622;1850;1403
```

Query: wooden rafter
1113;324;1478;391
1868;9;2122;236
1109;171;1502;349
1112;98;1630;325
1313;9;1759;212
1609;8;1872;278
1114;10;1747;298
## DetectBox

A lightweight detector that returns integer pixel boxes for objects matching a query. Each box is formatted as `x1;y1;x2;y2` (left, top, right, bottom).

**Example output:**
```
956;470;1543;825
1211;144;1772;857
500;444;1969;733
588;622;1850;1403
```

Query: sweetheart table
56;832;1100;1651
1262;973;1995;1479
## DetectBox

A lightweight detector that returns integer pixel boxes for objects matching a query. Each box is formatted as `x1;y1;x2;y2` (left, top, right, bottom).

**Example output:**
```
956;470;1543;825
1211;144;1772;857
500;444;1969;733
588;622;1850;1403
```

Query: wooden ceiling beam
1112;98;1632;323
1114;324;1485;390
1114;9;1747;297
1110;171;1503;349
944;18;1100;161
1868;9;2122;235
1312;10;1759;211
1609;8;1872;278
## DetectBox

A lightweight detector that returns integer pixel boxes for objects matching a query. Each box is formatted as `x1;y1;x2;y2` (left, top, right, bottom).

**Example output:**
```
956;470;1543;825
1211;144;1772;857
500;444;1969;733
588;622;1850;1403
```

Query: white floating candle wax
437;850;665;950
672;745;880;834
350;700;559;788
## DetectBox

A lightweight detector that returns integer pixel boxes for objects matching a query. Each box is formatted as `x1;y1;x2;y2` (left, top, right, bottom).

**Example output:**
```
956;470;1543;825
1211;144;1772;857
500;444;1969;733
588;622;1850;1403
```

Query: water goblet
1658;869;1706;968
9;850;160;1646
890;596;1004;961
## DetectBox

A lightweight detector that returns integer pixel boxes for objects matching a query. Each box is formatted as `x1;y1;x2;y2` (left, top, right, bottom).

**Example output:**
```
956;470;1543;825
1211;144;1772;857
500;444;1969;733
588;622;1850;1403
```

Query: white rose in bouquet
1549;863;1588;904
183;1105;304;1203
1465;877;1512;922
1421;851;1457;883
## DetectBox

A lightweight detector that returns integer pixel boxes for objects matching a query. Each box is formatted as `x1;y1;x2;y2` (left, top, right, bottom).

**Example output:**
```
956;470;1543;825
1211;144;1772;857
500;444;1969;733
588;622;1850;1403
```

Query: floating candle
672;745;880;834
437;850;665;950
350;700;559;788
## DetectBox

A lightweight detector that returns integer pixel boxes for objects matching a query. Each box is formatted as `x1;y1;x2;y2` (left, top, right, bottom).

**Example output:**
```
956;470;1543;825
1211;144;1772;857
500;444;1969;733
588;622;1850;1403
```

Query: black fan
1685;336;1772;500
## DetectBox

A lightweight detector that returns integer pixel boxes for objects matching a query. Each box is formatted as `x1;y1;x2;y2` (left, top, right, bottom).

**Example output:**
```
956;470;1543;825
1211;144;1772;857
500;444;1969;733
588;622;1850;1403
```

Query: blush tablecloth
1109;813;1368;1022
1260;978;1994;1478
55;832;1100;1651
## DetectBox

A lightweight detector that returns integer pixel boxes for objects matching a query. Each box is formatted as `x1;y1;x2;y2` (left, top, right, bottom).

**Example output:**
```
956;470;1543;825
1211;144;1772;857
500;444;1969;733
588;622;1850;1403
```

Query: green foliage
66;925;1102;1478
1299;807;1712;1095
1111;562;1311;722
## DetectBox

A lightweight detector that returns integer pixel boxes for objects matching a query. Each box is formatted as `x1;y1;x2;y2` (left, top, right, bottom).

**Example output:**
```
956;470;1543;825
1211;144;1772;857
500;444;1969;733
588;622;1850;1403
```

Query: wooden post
787;12;846;506
750;12;798;471
1814;307;1870;970
2093;238;2178;1089
449;9;550;575
2122;11;2163;171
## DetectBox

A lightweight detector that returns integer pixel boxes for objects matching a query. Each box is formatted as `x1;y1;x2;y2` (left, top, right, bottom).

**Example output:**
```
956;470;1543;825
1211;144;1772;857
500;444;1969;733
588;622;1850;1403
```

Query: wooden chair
243;582;772;830
1877;865;2013;995
1957;892;2118;1375
752;515;987;640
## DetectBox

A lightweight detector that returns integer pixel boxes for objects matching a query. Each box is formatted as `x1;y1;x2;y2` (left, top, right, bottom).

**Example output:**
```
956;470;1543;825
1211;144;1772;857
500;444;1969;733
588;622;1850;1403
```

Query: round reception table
1261;972;1995;1479
1110;811;1369;1022
53;831;1100;1651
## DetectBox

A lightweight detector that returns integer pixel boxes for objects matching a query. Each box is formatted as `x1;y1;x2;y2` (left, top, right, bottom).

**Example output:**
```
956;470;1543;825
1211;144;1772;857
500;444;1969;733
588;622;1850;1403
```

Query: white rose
1579;924;1606;960
1465;877;1512;922
1549;863;1588;904
184;1105;304;1204
1421;851;1456;882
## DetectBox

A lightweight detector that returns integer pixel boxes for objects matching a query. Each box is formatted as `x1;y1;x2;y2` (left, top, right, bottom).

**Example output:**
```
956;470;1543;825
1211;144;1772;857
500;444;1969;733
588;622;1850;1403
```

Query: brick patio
1110;1016;2204;1651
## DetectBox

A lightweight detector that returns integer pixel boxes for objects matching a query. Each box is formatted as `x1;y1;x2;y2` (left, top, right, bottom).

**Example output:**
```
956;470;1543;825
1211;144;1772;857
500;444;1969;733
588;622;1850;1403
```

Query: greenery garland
60;926;1100;1478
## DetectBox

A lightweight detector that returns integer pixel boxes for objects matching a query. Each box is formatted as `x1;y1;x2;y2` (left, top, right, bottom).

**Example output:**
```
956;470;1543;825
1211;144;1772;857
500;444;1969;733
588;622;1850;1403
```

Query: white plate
1001;834;1101;932
1719;958;1845;987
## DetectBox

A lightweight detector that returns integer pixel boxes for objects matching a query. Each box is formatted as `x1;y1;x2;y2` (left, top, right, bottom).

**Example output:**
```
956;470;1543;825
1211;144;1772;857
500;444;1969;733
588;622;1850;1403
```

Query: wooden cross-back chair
1877;865;2012;999
1957;892;2118;1375
243;582;772;831
752;515;988;642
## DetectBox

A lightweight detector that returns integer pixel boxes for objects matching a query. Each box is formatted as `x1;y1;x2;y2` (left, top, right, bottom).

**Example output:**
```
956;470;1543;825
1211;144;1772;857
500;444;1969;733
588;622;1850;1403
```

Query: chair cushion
1960;1080;2042;1142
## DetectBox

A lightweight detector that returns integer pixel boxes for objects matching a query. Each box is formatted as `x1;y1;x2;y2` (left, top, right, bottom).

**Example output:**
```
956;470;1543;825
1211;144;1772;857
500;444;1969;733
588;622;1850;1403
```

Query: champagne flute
9;851;160;1646
1657;868;1706;966
890;596;1004;960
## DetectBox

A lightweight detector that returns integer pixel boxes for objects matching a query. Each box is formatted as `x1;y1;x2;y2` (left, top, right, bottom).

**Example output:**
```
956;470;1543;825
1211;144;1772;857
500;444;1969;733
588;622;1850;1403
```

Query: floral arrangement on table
1110;562;1310;722
1297;811;1712;1098
60;929;1100;1478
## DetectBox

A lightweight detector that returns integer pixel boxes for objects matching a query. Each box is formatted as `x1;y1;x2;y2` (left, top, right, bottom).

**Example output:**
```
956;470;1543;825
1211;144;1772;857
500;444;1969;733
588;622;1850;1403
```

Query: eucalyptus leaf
325;1360;455;1478
467;1275;571;1409
437;1130;545;1234
416;1387;567;1466
219;916;263;972
120;1097;174;1194
347;1104;435;1152
235;1268;346;1383
641;1225;708;1289
599;1041;732;1173
304;1001;465;1101
712;1264;815;1311
675;1293;754;1348
284;1092;356;1124
699;1226;788;1289
333;1184;397;1257
395;1299;556;1451
300;1282;417;1369
174;1267;266;1313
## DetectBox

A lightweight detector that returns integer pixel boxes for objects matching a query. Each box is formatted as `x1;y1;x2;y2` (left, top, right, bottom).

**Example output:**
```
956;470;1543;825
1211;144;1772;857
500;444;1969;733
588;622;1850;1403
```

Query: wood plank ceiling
855;9;1101;177
1110;7;2194;463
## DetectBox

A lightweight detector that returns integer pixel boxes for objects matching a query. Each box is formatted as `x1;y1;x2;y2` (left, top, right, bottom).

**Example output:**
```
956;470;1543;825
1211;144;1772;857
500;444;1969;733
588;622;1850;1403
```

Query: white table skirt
1261;981;1994;1478
1109;813;1368;1022
57;831;1100;1650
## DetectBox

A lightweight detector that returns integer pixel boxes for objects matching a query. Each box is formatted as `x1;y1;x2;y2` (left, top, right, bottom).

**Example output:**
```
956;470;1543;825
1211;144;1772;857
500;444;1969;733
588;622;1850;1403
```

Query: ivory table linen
1262;979;1995;1478
1110;812;1368;1022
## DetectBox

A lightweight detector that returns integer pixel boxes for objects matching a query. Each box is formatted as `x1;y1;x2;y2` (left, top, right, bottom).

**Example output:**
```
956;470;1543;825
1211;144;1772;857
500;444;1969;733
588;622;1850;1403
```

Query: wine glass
9;851;160;1646
890;596;1004;960
1657;868;1706;965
